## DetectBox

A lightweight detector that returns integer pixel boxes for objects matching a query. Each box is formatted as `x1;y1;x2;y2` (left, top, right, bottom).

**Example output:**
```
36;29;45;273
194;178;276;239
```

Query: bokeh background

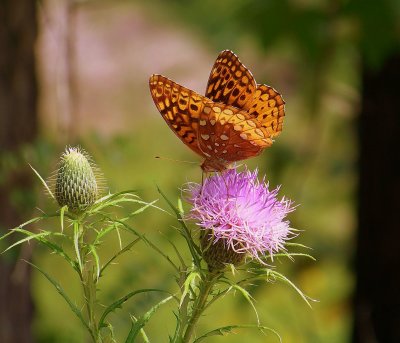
1;1;399;342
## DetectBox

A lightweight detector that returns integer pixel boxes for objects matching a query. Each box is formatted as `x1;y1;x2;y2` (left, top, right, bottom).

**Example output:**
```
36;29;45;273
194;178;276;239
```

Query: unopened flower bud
55;147;98;213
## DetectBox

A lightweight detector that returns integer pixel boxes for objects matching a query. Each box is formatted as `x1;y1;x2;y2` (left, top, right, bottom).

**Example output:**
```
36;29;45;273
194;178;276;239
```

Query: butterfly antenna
154;156;197;165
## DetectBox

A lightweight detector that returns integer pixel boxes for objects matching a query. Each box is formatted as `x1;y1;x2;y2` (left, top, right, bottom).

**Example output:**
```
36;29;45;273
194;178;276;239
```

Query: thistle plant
1;147;173;343
1;147;313;342
159;168;314;343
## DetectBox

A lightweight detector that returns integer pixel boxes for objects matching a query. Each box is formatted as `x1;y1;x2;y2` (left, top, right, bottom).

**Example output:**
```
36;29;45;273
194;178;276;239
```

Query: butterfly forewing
149;74;209;157
205;50;256;110
247;84;285;138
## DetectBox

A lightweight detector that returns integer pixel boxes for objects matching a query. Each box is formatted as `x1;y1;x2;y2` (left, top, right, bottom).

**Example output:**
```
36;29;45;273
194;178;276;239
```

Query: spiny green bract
55;147;98;213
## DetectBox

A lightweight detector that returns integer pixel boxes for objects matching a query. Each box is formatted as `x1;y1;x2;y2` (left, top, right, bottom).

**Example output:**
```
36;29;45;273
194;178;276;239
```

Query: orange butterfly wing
149;51;285;172
206;50;286;138
149;74;207;157
197;103;272;172
247;84;285;139
205;50;256;109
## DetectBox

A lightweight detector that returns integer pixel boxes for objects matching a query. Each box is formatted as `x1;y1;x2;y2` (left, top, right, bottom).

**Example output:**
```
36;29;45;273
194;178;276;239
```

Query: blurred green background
1;0;399;342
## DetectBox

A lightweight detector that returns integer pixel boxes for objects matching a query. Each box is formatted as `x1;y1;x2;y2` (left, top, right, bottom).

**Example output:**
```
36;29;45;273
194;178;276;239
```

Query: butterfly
149;50;285;172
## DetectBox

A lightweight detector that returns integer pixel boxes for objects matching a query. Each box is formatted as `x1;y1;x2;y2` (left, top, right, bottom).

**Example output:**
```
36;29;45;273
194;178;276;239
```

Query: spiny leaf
26;261;92;337
109;217;179;272
231;284;259;325
266;270;316;308
181;271;201;307
29;163;55;200
266;252;316;261
88;244;100;281
157;186;201;266
60;205;68;232
99;289;171;329
73;221;83;273
100;238;141;277
2;231;51;253
125;295;173;343
285;242;312;250
193;324;282;343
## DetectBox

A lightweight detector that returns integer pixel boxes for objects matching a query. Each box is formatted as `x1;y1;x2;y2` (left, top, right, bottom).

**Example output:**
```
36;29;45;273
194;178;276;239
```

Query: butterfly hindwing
197;103;272;167
205;50;257;110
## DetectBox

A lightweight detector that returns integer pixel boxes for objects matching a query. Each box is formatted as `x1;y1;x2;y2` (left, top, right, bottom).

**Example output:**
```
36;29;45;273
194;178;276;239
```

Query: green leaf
1;215;48;244
285;242;312;250
268;252;316;261
193;324;281;343
60;205;68;232
73;221;83;273
29;163;55;200
181;271;201;307
168;239;186;270
231;284;259;325
0;229;15;243
129;199;160;216
26;261;92;337
2;231;51;253
266;270;315;308
11;229;77;270
177;198;184;214
88;244;101;281
157;186;201;267
100;238;141;277
88;190;160;214
99;289;171;329
125;295;173;343
110;217;179;272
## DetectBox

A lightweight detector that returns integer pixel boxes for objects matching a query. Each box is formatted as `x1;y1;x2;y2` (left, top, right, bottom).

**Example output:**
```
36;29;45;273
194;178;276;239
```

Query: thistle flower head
54;147;100;213
185;168;295;269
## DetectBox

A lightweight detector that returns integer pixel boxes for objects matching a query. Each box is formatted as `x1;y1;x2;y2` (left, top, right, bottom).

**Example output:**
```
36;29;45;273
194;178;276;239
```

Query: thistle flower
54;147;100;213
185;168;295;270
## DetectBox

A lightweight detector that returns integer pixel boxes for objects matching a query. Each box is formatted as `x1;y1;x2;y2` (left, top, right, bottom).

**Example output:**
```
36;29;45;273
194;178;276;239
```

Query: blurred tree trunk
353;54;400;342
0;1;38;342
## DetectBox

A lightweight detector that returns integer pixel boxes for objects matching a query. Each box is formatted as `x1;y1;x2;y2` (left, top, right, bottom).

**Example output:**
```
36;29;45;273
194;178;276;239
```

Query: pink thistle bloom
185;168;295;266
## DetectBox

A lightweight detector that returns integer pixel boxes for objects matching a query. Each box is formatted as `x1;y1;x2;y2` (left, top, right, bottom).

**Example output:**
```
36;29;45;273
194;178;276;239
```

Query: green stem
84;266;99;342
78;221;101;343
182;272;218;343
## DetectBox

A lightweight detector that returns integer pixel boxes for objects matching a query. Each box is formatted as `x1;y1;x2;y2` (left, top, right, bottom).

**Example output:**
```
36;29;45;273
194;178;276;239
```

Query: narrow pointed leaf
2;231;51;253
26;261;91;334
193;324;281;343
100;238;141;277
99;289;170;329
125;295;173;343
73;221;83;272
29;164;55;200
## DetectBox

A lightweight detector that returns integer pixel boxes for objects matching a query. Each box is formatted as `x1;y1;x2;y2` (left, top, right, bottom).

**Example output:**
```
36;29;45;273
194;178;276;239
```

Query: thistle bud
55;147;98;213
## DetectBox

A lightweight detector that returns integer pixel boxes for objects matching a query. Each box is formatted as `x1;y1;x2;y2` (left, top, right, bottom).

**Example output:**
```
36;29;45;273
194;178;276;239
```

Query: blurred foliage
4;0;398;342
148;0;400;68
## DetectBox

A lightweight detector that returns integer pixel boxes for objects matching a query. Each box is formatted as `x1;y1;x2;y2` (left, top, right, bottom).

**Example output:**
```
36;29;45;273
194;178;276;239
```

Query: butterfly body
149;50;285;172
